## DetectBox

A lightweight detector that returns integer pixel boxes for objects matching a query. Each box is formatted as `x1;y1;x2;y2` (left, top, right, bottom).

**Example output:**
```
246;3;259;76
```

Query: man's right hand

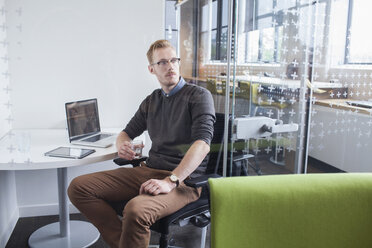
117;141;137;160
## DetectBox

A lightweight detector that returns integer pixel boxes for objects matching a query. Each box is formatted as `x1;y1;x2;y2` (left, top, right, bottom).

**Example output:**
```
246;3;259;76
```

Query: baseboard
0;208;19;248
19;203;79;218
308;156;344;173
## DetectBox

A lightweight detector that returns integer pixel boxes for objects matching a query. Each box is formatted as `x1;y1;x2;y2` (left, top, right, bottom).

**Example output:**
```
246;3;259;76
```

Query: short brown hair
146;40;175;64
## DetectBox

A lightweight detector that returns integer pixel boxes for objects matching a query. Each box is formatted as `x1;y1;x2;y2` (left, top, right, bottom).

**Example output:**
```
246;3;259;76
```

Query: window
165;0;180;54
242;0;288;64
211;0;229;61
329;0;372;65
344;0;372;64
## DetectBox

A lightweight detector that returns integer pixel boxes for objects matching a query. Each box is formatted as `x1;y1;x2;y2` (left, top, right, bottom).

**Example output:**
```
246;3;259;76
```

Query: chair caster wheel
169;238;176;246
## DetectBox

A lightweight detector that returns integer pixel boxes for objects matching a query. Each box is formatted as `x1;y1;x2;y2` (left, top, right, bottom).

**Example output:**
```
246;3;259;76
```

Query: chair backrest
206;78;218;95
251;83;288;109
236;81;250;100
206;112;249;176
205;112;231;175
209;173;372;248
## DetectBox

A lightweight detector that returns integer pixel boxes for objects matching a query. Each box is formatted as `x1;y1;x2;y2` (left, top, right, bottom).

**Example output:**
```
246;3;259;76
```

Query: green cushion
209;173;372;248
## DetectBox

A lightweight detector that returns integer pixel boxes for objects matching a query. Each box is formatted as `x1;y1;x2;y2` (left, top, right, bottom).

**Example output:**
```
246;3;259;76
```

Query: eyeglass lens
156;58;180;66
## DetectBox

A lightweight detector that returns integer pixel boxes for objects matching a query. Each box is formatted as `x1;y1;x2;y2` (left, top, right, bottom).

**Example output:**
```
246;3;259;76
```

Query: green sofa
209;173;372;248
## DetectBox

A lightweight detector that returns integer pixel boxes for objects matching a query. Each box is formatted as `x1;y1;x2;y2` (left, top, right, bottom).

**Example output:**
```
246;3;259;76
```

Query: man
68;40;215;248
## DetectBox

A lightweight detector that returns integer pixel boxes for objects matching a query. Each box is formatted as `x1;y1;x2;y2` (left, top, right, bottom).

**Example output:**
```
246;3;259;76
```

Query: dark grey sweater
123;83;215;176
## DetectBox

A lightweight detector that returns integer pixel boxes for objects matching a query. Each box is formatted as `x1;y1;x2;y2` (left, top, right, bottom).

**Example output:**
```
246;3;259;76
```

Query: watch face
170;175;178;182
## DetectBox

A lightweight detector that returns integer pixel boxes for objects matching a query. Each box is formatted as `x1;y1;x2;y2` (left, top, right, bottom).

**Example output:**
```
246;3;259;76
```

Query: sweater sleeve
189;87;216;145
123;96;149;139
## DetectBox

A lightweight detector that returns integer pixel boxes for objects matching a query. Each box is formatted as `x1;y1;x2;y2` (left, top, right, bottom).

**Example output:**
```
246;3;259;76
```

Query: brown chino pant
67;164;201;248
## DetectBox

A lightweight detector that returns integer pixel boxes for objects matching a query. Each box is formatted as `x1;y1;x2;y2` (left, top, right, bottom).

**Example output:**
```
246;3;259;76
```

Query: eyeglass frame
150;58;181;67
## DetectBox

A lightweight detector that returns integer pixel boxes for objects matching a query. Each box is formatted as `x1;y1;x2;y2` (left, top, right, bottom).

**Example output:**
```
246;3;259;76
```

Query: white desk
0;129;119;248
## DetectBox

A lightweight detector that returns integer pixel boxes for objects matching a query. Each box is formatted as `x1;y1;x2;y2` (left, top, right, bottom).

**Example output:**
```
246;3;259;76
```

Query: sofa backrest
209;173;372;248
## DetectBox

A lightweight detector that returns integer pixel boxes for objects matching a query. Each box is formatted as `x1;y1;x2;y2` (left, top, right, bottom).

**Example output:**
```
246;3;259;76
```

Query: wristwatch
169;174;179;187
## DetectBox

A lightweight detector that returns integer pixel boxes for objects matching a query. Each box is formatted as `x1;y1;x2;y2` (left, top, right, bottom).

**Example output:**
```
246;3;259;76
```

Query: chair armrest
113;157;148;167
184;174;221;188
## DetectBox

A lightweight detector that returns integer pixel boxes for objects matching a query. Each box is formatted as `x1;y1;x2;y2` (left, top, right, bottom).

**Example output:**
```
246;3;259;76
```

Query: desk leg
28;168;100;248
58;167;70;237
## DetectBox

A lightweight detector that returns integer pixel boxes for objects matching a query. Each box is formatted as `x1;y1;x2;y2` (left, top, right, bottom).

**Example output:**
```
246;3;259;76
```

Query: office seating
206;78;218;95
235;80;250;100
109;113;227;248
209;173;372;248
110;158;218;248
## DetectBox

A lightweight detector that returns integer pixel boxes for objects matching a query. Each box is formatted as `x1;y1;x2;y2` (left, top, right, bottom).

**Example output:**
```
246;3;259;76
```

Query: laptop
65;98;115;148
346;100;372;109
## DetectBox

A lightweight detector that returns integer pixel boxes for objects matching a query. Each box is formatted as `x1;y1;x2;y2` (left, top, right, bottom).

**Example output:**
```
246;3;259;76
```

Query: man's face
148;47;180;92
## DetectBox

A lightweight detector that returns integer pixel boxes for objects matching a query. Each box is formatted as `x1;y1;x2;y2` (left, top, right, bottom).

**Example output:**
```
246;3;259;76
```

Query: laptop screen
65;99;101;141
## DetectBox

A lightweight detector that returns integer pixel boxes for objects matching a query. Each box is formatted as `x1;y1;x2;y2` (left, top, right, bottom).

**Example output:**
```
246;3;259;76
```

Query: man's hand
117;141;137;160
139;178;177;196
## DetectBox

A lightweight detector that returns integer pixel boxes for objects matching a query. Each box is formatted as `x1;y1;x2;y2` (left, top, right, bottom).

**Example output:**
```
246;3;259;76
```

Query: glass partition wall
229;0;311;175
171;0;371;176
306;0;372;173
174;0;309;176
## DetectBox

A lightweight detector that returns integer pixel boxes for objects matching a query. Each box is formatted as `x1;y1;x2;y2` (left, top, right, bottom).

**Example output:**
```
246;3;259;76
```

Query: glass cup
16;131;31;153
131;140;143;159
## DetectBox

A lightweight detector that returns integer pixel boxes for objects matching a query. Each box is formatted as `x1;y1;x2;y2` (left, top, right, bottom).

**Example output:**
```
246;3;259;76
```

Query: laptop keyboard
83;133;112;142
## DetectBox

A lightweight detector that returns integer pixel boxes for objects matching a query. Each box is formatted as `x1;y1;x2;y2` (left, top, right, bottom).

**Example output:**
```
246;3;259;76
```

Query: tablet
45;147;95;159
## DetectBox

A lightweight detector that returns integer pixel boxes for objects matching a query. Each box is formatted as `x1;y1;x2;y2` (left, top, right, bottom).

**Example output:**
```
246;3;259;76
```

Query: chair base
151;225;208;248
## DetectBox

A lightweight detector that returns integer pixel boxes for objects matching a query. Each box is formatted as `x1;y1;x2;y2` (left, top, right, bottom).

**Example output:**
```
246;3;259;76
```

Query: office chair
109;113;227;248
109;113;297;247
206;78;218;95
109;112;268;247
235;80;250;100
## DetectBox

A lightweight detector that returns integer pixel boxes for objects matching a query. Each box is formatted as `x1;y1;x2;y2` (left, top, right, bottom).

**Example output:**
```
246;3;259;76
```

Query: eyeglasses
151;58;181;67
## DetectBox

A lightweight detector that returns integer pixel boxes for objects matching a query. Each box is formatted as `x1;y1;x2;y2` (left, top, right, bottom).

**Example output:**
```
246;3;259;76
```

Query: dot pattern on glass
0;2;29;164
196;0;371;172
308;0;372;172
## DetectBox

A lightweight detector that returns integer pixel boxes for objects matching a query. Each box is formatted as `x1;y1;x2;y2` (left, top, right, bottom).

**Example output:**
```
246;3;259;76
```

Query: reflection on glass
220;27;228;61
211;30;218;60
0;0;11;139
212;0;218;29
165;1;179;53
221;0;229;26
328;0;348;66
165;1;178;29
348;0;372;63
257;0;274;15
276;0;296;11
246;30;259;62
261;27;275;62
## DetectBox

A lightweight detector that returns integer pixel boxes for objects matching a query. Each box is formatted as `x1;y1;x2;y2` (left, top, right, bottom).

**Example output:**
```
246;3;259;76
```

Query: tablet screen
45;147;95;159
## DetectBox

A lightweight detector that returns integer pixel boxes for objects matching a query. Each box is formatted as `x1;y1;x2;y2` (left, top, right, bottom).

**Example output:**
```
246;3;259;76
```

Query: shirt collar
162;77;186;97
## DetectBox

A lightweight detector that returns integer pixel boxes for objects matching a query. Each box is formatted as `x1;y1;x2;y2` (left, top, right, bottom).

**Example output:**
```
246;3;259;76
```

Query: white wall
0;1;18;246
2;0;164;221
309;105;372;172
0;171;19;248
7;0;164;129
